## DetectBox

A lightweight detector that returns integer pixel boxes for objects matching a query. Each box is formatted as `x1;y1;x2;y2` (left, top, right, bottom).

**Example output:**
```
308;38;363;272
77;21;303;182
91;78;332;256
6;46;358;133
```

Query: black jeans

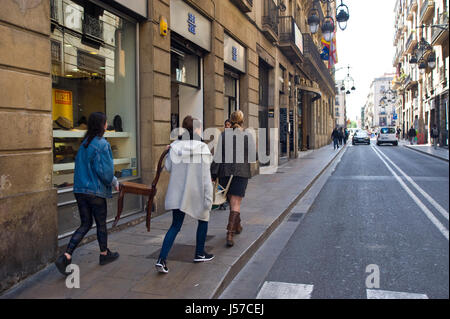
66;193;108;255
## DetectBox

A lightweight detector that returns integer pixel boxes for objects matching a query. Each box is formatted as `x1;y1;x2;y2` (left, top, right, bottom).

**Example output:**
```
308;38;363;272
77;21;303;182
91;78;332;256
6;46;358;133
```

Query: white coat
164;139;213;221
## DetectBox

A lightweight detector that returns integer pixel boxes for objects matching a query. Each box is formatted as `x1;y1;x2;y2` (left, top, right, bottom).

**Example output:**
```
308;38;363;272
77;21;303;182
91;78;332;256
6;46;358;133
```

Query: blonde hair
230;110;244;130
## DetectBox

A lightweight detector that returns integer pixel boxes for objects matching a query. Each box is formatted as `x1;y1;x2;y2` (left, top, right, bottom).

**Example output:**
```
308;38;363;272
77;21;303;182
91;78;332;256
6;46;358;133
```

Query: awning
298;84;322;102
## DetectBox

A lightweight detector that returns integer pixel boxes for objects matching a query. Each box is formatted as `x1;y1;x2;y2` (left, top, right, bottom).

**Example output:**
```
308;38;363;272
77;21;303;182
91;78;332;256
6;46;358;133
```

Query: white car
377;127;398;146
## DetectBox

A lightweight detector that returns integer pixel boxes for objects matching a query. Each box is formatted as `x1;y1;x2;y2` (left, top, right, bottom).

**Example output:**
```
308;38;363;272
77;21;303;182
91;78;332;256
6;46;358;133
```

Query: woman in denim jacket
55;112;120;276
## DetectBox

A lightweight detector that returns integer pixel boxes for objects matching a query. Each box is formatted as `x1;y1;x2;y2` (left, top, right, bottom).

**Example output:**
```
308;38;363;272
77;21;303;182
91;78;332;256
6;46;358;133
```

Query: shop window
51;0;139;236
171;49;200;88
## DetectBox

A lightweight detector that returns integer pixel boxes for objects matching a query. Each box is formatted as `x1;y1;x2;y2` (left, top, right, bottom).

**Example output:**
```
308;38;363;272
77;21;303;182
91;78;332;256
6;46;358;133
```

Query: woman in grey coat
155;116;214;274
211;111;257;247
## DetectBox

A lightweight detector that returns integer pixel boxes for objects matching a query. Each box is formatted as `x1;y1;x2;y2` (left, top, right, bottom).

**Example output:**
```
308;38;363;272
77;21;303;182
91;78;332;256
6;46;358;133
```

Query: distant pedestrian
211;110;257;247
408;126;416;145
431;124;439;149
224;119;232;129
396;128;401;139
55;112;120;276
344;128;349;144
331;127;340;150
156;116;214;274
338;128;344;145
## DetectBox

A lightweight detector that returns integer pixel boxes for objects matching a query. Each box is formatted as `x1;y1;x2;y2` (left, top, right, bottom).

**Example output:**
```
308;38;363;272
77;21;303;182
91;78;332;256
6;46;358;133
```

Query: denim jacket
73;136;117;198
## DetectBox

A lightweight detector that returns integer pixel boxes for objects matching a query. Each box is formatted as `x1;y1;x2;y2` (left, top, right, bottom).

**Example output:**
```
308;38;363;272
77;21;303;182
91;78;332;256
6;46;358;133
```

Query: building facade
363;75;396;131
335;81;347;128
0;0;336;292
392;0;449;145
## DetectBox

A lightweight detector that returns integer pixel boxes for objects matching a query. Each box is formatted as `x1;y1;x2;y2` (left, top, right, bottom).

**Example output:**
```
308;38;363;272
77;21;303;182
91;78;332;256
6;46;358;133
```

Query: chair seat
121;182;153;195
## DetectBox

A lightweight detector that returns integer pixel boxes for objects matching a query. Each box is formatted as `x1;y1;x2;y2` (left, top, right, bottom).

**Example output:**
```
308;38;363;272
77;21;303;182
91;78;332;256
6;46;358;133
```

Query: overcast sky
335;0;396;122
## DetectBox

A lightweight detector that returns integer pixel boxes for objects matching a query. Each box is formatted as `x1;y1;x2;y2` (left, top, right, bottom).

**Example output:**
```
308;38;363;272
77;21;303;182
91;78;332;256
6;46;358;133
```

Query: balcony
419;0;435;24
302;33;335;93
230;0;253;13
82;13;104;42
278;16;304;63
431;12;449;45
262;0;279;43
407;0;417;20
405;31;417;54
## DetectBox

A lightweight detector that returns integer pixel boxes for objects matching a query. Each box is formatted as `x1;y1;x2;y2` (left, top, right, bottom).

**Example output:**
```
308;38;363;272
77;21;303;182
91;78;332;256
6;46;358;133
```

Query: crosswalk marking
256;281;314;299
256;282;430;299
367;289;428;299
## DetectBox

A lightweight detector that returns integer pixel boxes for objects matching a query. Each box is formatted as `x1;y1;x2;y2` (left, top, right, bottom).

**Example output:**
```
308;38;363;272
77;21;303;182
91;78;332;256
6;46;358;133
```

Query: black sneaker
155;258;169;273
193;252;214;263
99;248;119;265
55;254;72;276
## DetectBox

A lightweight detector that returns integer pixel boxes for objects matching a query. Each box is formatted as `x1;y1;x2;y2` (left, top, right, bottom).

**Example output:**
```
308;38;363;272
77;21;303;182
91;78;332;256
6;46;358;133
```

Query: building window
51;0;139;236
224;71;239;121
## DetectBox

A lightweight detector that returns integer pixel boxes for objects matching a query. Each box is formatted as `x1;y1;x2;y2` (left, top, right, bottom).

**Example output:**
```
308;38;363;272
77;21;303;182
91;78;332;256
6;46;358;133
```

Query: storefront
50;0;145;237
223;33;246;122
170;0;211;133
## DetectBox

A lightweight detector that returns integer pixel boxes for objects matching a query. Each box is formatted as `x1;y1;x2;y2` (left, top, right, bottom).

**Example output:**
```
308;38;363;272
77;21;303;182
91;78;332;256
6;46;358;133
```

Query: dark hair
225;119;231;125
83;112;106;148
179;115;201;141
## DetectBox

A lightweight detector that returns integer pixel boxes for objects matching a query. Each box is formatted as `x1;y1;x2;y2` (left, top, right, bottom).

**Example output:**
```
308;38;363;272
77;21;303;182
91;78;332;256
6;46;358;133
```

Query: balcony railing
278;16;303;61
262;0;279;42
440;66;447;86
405;31;417;53
50;0;58;22
420;0;434;23
82;13;103;41
303;33;335;92
431;12;449;45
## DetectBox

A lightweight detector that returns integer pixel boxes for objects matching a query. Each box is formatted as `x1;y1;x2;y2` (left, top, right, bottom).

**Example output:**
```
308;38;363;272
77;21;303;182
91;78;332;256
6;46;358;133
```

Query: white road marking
256;281;314;299
367;289;428;299
371;145;449;240
375;146;449;220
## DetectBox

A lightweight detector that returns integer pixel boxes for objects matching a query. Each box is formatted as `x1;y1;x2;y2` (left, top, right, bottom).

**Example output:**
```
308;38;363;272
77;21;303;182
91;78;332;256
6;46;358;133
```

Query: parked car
377;127;398;146
352;131;370;145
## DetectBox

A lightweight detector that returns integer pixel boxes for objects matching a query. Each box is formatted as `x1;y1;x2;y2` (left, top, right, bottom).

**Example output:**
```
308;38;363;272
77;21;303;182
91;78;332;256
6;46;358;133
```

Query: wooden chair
113;148;169;232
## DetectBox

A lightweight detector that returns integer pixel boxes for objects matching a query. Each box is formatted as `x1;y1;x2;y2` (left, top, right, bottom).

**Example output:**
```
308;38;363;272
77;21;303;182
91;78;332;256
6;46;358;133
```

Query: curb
211;144;347;298
402;145;449;162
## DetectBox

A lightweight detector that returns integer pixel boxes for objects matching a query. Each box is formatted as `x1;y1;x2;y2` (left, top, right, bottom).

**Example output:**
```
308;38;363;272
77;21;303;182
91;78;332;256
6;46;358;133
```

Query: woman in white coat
155;116;214;274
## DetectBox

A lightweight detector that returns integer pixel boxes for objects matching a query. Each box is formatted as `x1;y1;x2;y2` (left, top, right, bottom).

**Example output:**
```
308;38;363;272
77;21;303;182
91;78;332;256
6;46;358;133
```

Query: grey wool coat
164;139;213;222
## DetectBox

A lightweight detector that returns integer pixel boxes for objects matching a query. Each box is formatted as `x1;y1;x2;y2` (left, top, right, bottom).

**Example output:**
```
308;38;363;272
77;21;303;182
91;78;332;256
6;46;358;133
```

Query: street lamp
307;0;350;39
336;65;356;94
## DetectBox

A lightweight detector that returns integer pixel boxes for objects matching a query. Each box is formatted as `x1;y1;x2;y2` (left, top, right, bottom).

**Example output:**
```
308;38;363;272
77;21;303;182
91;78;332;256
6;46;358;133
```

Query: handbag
212;175;233;210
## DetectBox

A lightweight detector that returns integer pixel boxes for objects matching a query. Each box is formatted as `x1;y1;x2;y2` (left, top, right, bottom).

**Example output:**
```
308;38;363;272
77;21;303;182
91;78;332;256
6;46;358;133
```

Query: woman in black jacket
211;111;256;247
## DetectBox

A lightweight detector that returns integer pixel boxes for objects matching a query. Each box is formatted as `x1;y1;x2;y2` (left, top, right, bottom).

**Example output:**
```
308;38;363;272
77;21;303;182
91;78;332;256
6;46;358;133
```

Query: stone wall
0;0;57;292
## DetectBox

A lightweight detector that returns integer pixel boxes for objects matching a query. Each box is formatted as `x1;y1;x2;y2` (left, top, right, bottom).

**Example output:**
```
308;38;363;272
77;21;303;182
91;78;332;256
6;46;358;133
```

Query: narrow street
222;141;449;299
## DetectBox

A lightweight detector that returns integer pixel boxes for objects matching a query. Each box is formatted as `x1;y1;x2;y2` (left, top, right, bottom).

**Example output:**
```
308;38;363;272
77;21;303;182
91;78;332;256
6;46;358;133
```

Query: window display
50;0;140;236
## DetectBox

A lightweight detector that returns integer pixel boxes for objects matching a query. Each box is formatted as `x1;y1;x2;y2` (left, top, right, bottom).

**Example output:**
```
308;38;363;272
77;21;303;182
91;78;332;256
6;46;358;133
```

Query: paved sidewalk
1;143;346;299
399;139;449;162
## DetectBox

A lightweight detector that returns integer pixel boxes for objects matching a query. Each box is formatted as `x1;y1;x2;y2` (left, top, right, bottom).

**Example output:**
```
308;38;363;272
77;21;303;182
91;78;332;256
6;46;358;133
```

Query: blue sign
232;46;238;62
393;113;398;120
187;13;196;35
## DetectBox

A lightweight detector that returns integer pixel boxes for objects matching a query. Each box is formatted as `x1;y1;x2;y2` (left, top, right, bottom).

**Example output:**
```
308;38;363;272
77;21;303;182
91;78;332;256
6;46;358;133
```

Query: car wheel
394;142;398;146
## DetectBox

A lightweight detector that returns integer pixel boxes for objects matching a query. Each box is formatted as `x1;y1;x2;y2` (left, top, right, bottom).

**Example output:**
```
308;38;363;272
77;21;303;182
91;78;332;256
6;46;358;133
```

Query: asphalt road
222;141;449;299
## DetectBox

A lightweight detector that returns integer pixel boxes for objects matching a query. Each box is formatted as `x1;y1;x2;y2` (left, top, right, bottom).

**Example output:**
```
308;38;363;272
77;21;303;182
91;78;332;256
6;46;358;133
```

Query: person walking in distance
431;124;440;149
211;110;257;247
155;116;214;274
55;112;120;276
331;127;340;150
408;126;417;145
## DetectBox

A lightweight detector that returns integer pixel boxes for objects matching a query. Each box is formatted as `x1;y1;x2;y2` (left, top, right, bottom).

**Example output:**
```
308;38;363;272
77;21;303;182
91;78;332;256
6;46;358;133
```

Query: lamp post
336;65;356;94
307;0;350;41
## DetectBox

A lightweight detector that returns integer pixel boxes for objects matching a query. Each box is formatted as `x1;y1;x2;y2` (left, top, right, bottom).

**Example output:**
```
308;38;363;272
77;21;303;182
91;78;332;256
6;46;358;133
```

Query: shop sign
224;34;246;73
170;0;211;52
52;88;73;124
294;22;303;54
